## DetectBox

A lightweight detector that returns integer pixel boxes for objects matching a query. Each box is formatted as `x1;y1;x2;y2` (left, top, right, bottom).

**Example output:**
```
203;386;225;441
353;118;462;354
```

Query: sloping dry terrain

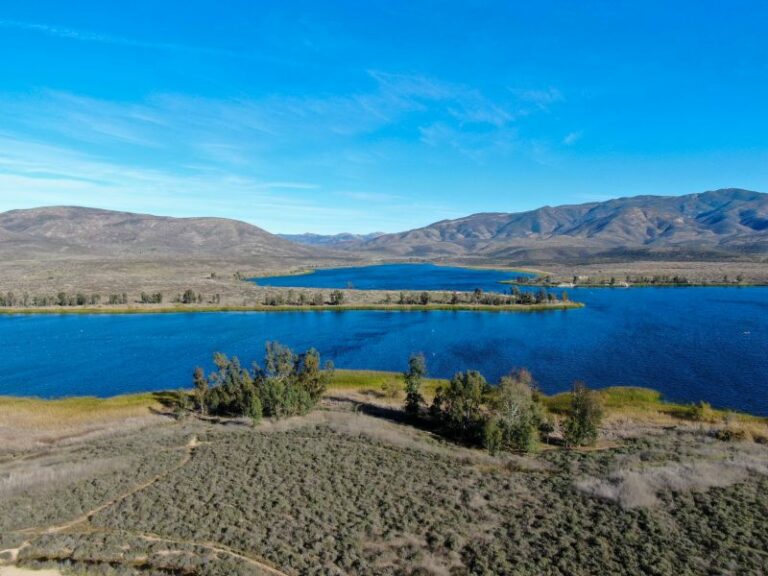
1;399;767;576
0;206;362;306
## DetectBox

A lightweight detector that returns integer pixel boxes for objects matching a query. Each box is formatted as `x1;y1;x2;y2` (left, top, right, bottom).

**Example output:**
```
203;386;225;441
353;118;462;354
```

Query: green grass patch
0;392;160;411
0;393;164;431
330;369;448;397
546;386;688;415
544;386;767;423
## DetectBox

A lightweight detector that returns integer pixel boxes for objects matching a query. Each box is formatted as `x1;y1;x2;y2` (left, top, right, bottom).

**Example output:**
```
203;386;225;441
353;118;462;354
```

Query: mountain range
278;232;385;247
335;188;768;262
1;189;766;265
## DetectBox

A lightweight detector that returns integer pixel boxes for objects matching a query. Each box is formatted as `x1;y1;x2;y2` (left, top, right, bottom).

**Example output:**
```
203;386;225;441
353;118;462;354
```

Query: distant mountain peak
279;231;385;247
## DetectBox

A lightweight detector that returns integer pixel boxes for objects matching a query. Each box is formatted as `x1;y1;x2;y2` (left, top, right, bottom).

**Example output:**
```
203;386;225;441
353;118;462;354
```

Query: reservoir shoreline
0;301;584;315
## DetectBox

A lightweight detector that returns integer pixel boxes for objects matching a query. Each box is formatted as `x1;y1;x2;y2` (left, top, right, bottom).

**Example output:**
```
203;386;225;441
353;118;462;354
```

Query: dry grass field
1;376;767;576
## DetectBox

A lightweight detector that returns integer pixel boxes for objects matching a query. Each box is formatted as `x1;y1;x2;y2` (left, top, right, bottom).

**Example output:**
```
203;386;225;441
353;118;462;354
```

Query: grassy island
0;300;584;315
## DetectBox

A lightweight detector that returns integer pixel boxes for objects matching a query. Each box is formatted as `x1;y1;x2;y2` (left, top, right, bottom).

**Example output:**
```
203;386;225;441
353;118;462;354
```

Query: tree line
262;289;345;306
0;290;222;307
387;286;564;306
403;354;603;453
0;291;119;307
181;344;602;453
513;273;749;287
0;286;566;309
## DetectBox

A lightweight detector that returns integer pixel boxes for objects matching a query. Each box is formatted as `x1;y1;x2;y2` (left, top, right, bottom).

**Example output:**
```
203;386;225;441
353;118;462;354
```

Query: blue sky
0;1;766;233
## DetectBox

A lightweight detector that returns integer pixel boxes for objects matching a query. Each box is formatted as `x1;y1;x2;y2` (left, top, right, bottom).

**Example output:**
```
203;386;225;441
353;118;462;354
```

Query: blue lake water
254;263;535;293
1;264;767;415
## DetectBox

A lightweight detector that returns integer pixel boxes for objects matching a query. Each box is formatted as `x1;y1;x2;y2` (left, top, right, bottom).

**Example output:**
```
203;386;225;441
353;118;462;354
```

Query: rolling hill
0;206;322;261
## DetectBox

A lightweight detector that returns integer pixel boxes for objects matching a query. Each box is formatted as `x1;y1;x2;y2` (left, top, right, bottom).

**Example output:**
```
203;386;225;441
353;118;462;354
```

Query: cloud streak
0;70;566;232
0;18;262;60
0;69;563;168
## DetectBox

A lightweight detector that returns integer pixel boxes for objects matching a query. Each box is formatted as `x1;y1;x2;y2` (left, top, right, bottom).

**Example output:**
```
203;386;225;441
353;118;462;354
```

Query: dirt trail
5;434;290;576
138;533;289;576
0;567;62;575
19;435;199;537
0;544;29;564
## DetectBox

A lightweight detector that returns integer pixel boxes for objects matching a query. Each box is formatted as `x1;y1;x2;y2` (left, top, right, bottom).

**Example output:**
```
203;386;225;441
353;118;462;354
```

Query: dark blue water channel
1;264;766;415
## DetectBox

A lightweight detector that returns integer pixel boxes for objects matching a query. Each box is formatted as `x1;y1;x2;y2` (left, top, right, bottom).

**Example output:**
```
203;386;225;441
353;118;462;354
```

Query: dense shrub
687;400;715;422
4;412;768;575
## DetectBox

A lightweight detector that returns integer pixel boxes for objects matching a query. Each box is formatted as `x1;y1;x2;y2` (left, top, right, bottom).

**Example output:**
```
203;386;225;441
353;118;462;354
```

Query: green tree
563;381;603;447
295;348;333;403
257;342;332;418
192;367;209;414
329;290;345;305
403;353;426;419
197;343;332;421
437;370;488;442
204;353;260;419
483;418;504;455
484;369;540;453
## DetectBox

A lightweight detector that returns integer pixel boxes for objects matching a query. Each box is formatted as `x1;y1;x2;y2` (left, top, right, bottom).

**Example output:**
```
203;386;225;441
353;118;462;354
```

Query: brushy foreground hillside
1;394;767;576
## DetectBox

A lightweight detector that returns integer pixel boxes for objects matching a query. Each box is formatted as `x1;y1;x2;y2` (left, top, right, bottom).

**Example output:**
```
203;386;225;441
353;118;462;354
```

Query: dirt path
5;434;290;576
0;544;29;565
138;533;290;576
18;435;199;537
0;567;62;576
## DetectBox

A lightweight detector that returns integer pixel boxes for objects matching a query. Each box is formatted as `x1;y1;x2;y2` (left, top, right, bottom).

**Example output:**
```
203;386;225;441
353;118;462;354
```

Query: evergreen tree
563;381;604;447
403;353;426;419
438;370;488;442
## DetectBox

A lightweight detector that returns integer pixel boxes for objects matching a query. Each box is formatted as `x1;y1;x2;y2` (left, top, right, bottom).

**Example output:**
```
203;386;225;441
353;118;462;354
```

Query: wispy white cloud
0;135;461;233
0;136;328;221
338;191;403;202
563;131;583;145
0;70;564;175
419;122;519;161
0;18;248;59
0;68;566;157
0;70;567;232
509;87;564;111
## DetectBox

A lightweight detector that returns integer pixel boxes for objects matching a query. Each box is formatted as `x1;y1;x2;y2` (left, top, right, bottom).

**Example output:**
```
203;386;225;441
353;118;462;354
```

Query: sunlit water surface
1;264;766;415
